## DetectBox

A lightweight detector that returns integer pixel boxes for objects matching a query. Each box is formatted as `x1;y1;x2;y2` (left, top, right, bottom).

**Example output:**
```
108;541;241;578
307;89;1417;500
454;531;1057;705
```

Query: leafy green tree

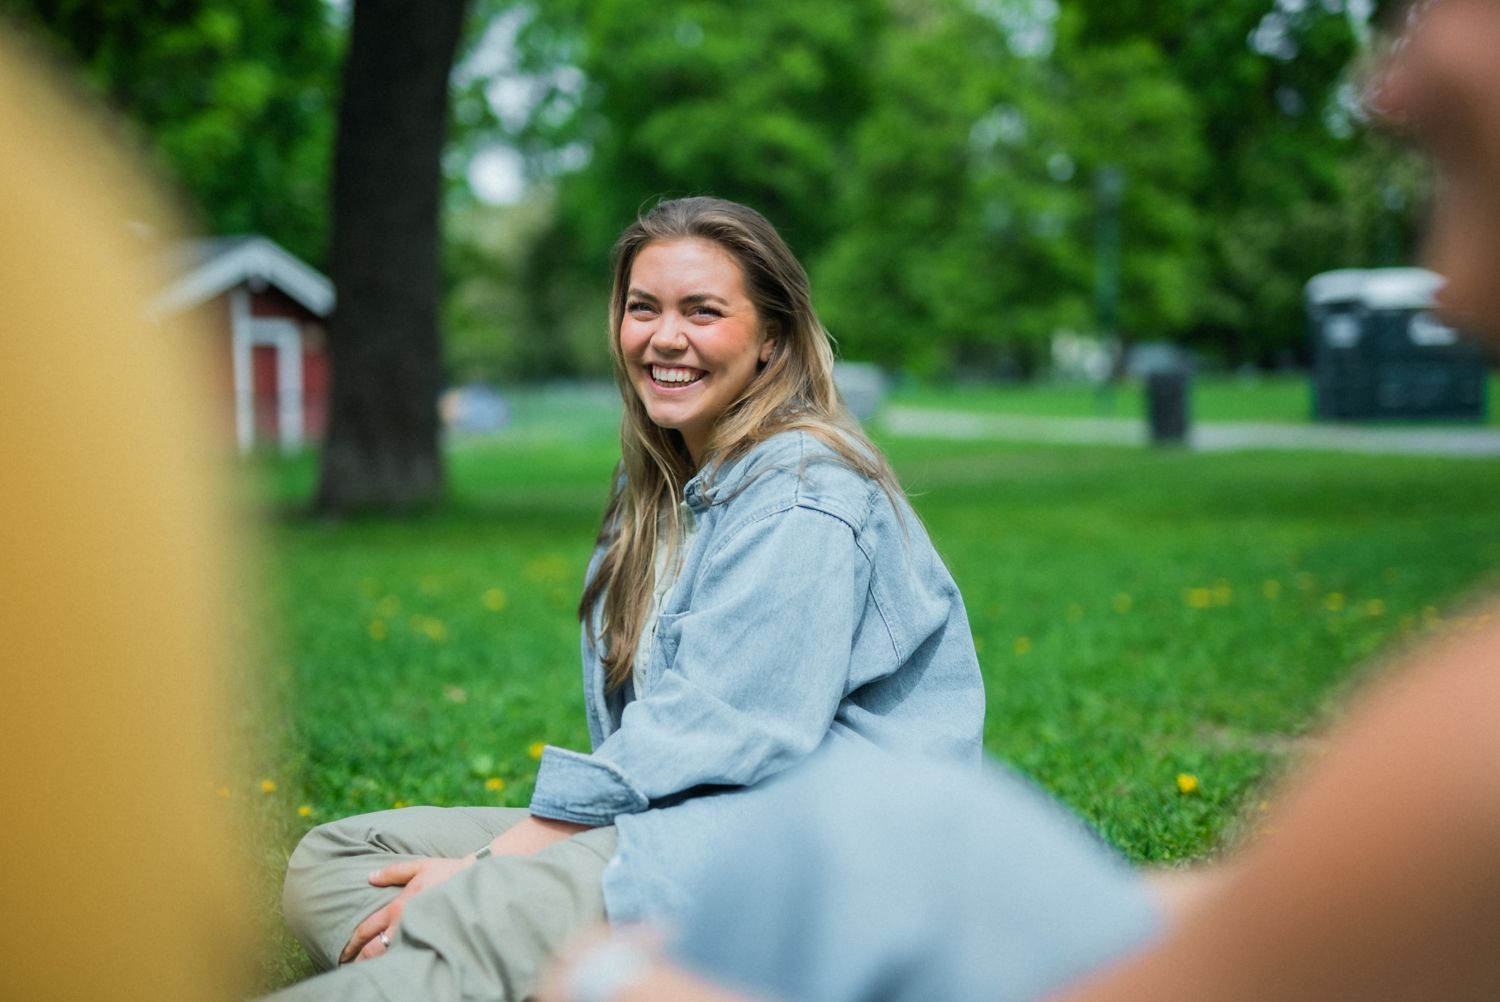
499;0;887;377
1054;30;1206;350
528;0;885;263
813;2;1202;375
2;0;341;265
1064;0;1420;364
812;1;1073;374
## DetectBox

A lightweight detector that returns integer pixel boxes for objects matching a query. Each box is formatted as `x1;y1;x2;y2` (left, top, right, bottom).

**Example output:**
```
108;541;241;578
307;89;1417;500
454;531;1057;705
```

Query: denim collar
683;439;778;513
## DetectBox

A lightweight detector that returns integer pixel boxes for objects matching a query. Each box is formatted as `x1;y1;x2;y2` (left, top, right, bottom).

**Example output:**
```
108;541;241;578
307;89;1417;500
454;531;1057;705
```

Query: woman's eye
691;305;723;319
626;301;654;315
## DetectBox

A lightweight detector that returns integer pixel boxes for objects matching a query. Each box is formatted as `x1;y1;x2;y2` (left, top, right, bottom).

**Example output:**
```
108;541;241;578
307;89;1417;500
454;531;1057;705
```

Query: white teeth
651;365;704;385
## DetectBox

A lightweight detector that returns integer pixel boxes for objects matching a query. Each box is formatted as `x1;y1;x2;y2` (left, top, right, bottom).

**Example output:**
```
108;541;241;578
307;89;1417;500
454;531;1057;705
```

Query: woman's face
619;238;777;463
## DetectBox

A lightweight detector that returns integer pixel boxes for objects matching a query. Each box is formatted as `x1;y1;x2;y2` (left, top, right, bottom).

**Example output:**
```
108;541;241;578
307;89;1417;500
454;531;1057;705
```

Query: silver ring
378;930;391;949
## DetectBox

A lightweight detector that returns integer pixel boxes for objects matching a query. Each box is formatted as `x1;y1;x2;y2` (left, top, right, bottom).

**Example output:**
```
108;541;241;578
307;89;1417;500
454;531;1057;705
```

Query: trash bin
1307;268;1488;420
1145;368;1190;445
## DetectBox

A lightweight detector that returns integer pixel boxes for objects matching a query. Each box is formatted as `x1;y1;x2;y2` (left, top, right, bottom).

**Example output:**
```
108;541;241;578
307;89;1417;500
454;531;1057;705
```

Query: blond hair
580;196;901;690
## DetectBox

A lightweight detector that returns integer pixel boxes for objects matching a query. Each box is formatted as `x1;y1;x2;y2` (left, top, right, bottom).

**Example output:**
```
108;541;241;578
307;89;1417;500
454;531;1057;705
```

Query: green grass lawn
888;372;1500;425
244;419;1500;990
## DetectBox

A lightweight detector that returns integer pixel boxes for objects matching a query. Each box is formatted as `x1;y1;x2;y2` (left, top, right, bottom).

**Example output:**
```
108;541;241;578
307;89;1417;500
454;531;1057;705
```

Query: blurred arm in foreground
0;25;252;1002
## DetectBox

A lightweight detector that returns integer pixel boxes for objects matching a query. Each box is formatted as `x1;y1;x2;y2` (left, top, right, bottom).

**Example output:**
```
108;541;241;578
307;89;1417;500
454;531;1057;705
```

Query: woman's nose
650;314;688;351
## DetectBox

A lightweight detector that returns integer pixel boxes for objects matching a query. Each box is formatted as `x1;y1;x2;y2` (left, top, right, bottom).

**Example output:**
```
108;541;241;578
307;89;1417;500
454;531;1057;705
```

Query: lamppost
1094;164;1124;412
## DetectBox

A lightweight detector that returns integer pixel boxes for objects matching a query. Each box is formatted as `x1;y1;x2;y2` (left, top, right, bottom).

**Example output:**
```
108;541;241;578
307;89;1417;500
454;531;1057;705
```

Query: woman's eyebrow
626;288;732;306
680;292;731;307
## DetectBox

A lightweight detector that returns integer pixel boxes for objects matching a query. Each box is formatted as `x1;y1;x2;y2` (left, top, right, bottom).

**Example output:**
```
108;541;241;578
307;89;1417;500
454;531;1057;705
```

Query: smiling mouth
650;364;705;387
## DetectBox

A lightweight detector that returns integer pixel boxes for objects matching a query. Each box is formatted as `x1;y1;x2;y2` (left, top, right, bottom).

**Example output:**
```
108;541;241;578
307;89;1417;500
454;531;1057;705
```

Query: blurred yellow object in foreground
0;33;251;1000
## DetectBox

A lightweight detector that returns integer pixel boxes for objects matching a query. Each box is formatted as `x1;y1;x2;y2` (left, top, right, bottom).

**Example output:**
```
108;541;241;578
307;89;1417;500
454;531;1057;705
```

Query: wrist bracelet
473;843;493;861
565;936;654;1002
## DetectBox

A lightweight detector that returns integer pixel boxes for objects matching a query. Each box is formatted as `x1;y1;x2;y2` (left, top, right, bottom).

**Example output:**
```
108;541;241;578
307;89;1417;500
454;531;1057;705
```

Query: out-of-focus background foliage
5;0;1418;382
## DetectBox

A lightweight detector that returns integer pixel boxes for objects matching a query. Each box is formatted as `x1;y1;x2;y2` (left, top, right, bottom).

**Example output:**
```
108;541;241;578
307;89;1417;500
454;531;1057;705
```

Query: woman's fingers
341;896;407;964
340;903;386;964
343;857;472;962
368;859;423;887
357;921;396;962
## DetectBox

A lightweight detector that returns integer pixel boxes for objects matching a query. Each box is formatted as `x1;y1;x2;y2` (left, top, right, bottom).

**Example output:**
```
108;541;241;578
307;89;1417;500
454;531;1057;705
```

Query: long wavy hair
580;196;901;690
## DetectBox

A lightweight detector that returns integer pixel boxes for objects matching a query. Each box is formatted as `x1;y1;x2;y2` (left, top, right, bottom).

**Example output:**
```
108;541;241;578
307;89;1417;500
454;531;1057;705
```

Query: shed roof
1306;267;1444;310
153;235;335;318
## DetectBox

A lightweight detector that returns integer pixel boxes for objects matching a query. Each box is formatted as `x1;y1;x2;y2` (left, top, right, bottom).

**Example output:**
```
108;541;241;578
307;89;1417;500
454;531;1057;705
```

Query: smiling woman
267;196;986;1002
619;238;776;463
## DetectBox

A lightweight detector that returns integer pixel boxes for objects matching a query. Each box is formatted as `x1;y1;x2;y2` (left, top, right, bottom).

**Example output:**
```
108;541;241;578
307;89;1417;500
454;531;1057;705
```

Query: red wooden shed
153;235;335;454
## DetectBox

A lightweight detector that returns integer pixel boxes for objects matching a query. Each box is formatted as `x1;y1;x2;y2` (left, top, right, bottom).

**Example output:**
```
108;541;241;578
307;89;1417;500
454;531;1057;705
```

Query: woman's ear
759;322;780;364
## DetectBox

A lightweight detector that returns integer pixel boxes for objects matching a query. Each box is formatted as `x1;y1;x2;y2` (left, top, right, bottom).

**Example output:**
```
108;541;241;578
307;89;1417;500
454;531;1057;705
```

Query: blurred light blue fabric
669;745;1162;1002
528;430;986;922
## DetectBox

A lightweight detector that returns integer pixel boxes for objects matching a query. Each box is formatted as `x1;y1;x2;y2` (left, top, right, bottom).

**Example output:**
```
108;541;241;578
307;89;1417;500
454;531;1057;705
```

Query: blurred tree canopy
510;0;1419;375
9;0;1423;381
3;0;342;265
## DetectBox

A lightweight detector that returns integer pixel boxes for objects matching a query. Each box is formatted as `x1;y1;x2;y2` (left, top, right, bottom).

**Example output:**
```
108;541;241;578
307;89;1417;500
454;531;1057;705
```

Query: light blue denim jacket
528;430;985;921
670;744;1161;1002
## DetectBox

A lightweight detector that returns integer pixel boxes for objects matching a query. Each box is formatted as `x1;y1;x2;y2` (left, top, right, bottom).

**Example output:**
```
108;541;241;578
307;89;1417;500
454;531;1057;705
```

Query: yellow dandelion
260;778;277;794
1112;592;1133;613
1261;579;1282;600
415;617;447;643
1364;598;1386;617
485;777;506;792
1184;587;1213;609
1013;636;1032;656
297;805;313;818
1176;773;1199;795
1324;592;1346;612
392;799;410;809
528;741;547;760
216;786;231;799
368;619;387;641
483;587;508;612
377;595;401;617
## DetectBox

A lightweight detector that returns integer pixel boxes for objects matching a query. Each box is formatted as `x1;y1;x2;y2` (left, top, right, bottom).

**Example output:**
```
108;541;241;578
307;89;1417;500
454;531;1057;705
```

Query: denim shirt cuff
529;745;650;825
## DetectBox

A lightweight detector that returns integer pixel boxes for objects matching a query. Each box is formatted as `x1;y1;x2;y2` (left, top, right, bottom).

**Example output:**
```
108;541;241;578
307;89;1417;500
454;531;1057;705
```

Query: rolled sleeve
529;746;649;825
529;501;871;825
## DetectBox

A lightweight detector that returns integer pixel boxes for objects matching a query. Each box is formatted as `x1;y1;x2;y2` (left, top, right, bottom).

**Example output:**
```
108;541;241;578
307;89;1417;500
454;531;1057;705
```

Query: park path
879;406;1500;459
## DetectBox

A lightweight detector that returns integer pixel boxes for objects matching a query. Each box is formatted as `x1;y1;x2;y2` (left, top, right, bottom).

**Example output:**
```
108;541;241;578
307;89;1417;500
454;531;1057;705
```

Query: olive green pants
269;806;616;1002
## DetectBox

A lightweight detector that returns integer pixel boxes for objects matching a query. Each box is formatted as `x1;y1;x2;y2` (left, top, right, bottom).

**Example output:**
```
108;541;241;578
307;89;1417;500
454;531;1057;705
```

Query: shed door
252;343;279;442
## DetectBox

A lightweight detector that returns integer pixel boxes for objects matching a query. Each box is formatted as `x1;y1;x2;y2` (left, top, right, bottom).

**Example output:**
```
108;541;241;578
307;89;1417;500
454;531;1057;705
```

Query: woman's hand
342;815;593;963
342;856;473;962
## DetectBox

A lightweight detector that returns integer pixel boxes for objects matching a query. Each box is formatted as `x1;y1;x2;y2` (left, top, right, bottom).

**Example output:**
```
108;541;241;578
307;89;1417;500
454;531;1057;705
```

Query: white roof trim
153;236;335;318
1306;267;1444;309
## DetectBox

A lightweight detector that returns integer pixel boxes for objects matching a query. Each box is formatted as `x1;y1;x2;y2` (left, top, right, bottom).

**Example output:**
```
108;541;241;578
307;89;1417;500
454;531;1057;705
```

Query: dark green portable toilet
1307;267;1488;421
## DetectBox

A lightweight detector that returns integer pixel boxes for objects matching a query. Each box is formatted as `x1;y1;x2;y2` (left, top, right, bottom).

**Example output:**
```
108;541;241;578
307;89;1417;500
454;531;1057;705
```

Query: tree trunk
315;0;469;514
